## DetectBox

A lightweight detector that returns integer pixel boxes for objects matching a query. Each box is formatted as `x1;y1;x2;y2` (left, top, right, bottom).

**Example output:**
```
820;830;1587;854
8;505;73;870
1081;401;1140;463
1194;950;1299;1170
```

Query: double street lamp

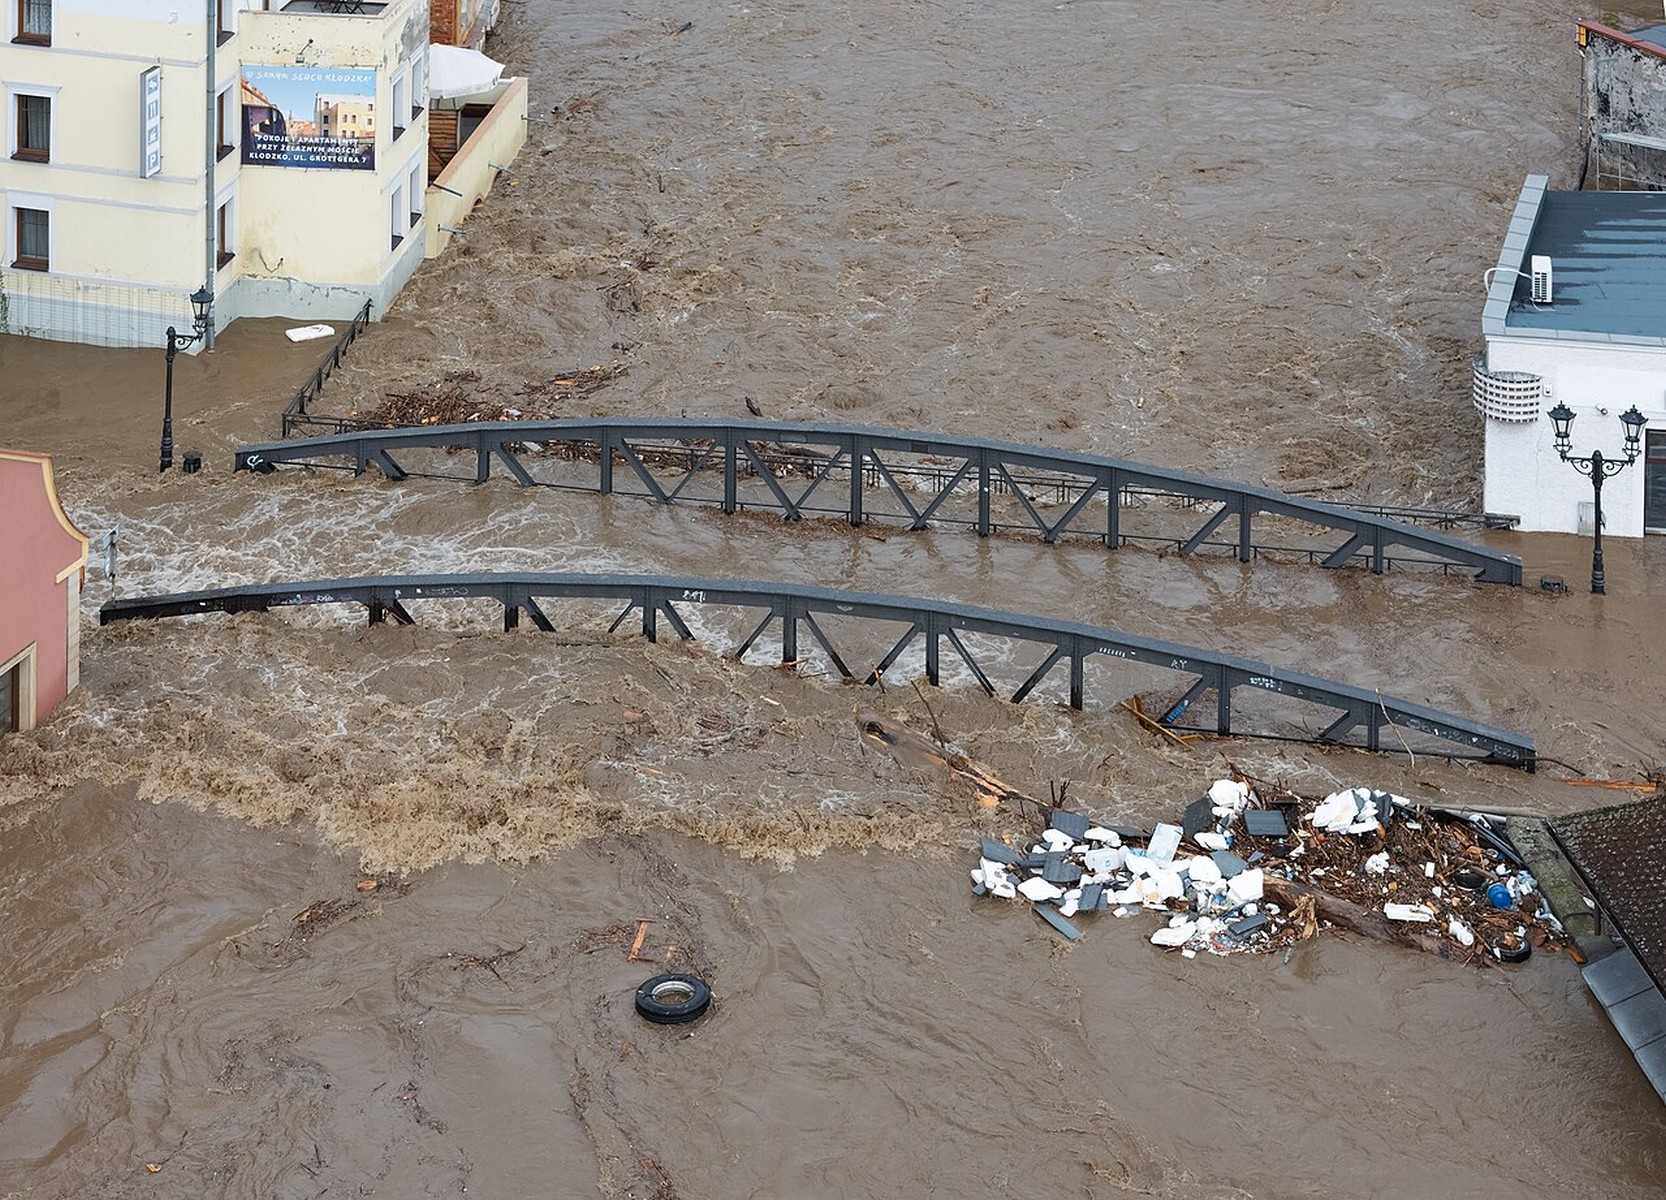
1545;401;1647;595
160;286;215;474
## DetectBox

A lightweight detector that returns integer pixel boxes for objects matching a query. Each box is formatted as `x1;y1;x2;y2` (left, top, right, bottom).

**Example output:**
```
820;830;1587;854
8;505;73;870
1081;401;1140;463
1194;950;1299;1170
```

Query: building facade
0;0;444;348
1475;175;1666;535
0;450;88;733
1579;20;1666;191
429;0;499;50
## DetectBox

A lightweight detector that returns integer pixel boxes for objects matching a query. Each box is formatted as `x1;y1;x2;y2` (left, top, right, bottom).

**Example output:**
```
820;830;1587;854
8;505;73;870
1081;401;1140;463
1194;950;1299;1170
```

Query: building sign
140;66;162;178
241;65;377;170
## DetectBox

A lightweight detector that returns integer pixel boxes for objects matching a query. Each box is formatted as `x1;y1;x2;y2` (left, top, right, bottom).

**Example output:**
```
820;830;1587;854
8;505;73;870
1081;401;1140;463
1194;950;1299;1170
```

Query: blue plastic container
1486;881;1513;909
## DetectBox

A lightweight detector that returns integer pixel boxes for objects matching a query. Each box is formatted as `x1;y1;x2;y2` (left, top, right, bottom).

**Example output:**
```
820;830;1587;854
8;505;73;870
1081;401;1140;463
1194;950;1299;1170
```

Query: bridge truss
100;572;1536;771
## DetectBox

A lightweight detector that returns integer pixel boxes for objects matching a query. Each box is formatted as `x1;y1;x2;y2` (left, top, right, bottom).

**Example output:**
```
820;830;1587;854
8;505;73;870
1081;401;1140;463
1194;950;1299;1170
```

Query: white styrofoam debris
1124;852;1154;878
1423;861;1436;879
1017;877;1064;902
1083;846;1124;874
1184;857;1223;885
989;877;1017;899
1363;852;1390;875
1309;792;1358;832
1059;897;1080;918
1194;830;1229;851
1181;948;1197;958
1147;823;1183;864
1084;827;1122;846
1209;778;1251;809
1241;903;1259;916
1448;917;1475;947
1226;868;1264;905
1151;919;1197;947
1384;903;1435;922
1154;869;1185;902
1040;828;1075;852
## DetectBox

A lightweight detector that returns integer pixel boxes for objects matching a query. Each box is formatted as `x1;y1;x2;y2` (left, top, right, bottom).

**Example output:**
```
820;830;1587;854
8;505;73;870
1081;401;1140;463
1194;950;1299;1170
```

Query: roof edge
1579;19;1666;62
1483;174;1548;339
0;450;91;578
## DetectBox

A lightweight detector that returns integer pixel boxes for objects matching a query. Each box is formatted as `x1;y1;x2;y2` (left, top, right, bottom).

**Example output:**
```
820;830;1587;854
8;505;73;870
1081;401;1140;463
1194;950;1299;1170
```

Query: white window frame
389;180;405;251
407;161;423;224
391;68;408;139
214;182;237;270
7;190;53;271
1;643;38;734
215;81;238;160
7;82;58;162
409;49;426;116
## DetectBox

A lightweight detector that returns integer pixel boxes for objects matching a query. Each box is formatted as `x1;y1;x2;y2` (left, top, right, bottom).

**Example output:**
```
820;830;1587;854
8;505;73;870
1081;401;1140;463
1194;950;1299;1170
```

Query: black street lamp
160;286;215;473
1545;401;1647;594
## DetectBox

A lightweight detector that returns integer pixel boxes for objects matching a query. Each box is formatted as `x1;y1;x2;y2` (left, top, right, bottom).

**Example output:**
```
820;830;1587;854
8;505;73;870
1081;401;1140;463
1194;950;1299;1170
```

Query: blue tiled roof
1506;190;1666;340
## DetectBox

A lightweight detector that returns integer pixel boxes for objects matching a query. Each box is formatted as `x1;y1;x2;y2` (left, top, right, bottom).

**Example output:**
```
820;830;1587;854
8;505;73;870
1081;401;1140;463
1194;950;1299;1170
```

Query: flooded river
4;0;1666;1194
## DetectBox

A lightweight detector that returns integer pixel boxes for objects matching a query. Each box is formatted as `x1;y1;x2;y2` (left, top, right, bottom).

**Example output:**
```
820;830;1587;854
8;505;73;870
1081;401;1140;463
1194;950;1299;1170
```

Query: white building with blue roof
1475;175;1666;535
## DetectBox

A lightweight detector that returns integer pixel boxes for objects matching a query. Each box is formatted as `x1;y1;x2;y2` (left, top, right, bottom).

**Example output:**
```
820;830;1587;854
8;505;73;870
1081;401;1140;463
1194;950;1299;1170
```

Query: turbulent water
3;0;1666;1195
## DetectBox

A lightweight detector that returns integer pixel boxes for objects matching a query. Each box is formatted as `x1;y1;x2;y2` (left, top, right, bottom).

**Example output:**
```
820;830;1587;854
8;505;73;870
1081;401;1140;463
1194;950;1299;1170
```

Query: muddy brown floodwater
4;0;1666;1195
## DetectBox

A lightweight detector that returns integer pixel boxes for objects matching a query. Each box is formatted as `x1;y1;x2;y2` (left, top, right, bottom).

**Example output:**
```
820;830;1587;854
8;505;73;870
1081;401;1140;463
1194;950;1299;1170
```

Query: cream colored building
0;0;516;350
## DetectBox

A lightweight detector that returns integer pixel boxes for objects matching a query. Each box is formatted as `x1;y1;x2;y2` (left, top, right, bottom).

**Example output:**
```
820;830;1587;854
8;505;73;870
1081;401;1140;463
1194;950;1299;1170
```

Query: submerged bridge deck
233;420;1523;585
99;572;1536;771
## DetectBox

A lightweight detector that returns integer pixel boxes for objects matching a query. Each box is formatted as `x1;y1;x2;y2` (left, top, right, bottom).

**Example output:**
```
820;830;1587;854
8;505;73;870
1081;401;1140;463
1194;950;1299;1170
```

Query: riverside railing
280;298;374;438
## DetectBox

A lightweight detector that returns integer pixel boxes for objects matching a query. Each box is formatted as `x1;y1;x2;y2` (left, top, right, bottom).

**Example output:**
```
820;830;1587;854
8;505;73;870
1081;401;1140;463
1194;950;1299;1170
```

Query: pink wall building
1;451;89;732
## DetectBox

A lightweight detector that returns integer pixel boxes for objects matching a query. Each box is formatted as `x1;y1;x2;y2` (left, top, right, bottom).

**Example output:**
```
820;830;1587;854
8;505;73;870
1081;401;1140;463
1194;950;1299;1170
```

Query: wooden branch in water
1262;876;1450;958
1120;696;1198;747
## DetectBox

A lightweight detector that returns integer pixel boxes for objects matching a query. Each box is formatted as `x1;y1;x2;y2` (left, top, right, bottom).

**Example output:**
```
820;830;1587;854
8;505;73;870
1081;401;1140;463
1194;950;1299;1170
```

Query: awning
428;44;505;101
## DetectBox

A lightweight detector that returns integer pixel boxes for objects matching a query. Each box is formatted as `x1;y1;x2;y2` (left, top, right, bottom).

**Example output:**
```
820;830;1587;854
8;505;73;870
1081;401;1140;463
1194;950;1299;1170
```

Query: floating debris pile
972;777;1562;965
353;363;630;427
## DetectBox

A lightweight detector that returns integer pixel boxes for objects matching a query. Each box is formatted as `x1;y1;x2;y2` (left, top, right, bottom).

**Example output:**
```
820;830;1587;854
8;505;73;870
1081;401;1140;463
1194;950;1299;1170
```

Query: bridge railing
236;420;1523;584
98;572;1535;770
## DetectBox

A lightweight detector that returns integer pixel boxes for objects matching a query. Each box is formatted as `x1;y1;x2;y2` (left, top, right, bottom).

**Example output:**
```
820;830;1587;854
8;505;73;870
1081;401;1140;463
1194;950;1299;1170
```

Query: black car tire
1490;936;1532;964
634;973;712;1024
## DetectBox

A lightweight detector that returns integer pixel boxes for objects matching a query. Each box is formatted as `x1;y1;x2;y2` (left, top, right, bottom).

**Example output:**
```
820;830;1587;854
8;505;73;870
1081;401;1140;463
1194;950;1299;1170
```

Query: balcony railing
279;1;390;15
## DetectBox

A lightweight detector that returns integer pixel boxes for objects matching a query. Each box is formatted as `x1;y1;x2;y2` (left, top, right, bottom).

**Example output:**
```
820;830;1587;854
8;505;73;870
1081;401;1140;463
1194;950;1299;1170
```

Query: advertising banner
241;65;377;170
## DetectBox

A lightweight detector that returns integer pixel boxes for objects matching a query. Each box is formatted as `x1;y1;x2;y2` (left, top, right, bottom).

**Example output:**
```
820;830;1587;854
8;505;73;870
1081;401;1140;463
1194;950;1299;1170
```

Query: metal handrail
99;570;1536;770
281;298;374;438
236;419;1524;584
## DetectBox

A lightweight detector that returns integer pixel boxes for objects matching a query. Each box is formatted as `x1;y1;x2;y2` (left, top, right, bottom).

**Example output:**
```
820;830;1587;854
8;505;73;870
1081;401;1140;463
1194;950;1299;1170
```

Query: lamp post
1545;401;1647;595
160;286;215;473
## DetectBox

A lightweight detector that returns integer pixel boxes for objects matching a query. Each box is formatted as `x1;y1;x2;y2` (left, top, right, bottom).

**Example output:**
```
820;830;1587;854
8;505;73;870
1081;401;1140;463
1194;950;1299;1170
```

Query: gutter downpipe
204;0;217;349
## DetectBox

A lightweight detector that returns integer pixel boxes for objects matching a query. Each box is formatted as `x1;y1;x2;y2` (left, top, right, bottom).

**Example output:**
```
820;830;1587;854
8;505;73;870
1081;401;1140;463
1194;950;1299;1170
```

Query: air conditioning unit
1531;255;1553;304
